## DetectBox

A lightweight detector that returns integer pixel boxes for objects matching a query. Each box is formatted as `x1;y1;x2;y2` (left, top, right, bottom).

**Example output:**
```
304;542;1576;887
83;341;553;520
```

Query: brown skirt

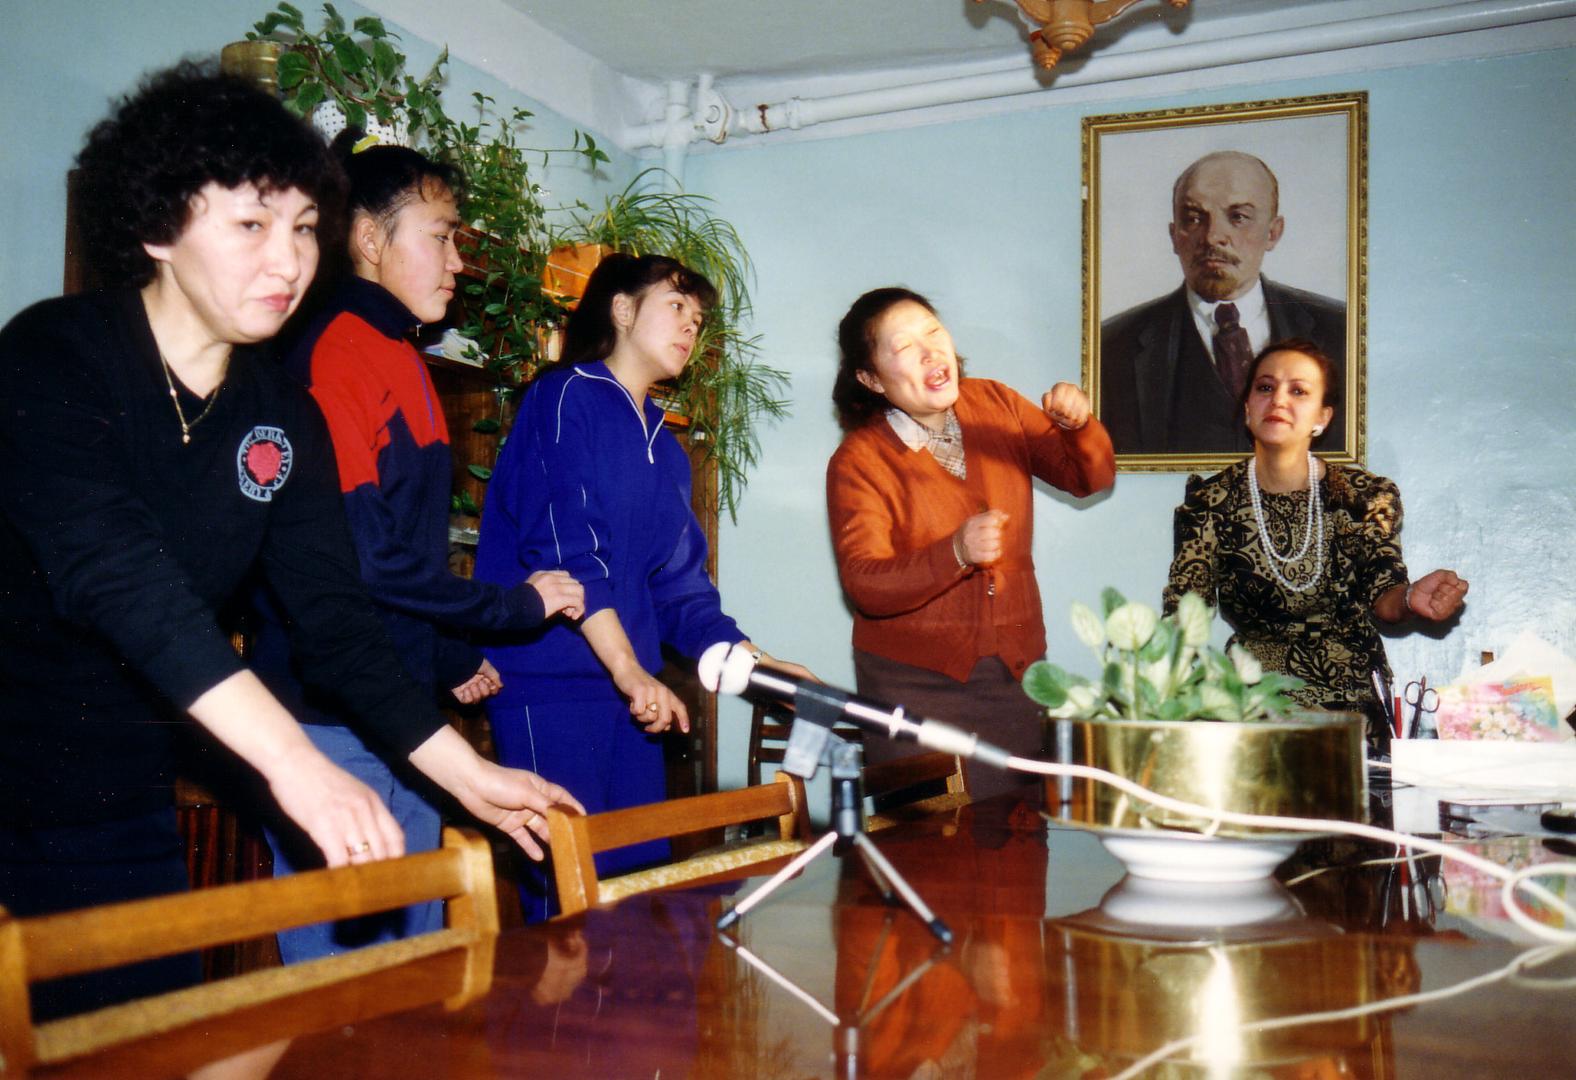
853;650;1045;802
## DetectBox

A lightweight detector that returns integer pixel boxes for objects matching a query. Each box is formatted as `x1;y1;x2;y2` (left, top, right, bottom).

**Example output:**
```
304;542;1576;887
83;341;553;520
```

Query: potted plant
554;171;790;520
247;2;446;143
431;92;608;383
1024;590;1365;881
423;93;611;522
240;7;784;525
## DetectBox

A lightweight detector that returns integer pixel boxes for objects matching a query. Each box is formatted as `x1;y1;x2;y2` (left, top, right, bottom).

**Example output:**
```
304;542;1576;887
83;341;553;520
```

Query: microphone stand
716;688;953;945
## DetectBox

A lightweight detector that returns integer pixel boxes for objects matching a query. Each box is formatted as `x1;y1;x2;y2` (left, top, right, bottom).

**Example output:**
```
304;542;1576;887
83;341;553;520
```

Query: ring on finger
347;840;371;857
647;702;659;712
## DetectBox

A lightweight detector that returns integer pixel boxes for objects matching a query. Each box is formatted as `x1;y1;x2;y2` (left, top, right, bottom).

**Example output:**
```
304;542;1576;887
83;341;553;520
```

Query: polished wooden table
40;790;1576;1079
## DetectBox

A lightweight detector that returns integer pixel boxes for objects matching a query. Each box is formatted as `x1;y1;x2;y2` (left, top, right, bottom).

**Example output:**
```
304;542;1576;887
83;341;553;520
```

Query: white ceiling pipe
619;0;1576;148
660;79;692;187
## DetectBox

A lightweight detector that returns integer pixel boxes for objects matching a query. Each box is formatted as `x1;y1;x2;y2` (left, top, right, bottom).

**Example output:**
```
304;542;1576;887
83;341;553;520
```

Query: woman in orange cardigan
826;288;1115;798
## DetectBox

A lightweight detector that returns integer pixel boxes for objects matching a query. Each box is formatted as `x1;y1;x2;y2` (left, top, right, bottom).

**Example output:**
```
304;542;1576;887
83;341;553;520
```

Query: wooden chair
746;701;863;786
545;773;811;916
863;750;971;832
0;827;498;1077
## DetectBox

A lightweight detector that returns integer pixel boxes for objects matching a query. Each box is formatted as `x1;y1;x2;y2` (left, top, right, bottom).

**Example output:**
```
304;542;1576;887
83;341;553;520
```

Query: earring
1312;425;1326;436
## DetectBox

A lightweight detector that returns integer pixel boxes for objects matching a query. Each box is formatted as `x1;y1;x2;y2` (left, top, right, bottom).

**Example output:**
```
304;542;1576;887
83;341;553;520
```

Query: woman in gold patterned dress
1162;339;1468;741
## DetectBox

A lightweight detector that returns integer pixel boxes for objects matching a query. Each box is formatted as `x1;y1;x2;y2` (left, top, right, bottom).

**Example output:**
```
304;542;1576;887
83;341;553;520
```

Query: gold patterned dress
1162;460;1409;713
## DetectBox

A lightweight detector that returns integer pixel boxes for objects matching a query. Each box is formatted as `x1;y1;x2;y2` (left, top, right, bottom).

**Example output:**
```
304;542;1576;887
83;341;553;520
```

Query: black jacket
0;290;445;826
1099;278;1347;454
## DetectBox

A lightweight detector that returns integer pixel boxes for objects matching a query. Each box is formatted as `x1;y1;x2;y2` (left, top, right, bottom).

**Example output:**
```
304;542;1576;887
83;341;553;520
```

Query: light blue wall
5;5;1572;793
0;0;634;324
692;47;1576;788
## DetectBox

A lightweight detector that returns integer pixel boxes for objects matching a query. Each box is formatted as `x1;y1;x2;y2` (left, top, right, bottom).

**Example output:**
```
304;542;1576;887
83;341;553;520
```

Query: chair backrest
863;751;970;832
546;773;811;916
0;827;497;1075
747;701;863;786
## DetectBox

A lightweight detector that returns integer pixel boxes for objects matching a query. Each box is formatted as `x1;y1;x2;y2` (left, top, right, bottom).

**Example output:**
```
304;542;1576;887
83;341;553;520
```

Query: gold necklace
158;353;222;445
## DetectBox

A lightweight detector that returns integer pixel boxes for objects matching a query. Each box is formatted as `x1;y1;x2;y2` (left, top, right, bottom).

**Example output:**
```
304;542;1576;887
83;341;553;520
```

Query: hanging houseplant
556;170;790;520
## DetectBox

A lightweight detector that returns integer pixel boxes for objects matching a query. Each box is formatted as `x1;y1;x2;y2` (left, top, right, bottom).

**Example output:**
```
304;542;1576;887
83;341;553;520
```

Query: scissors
1404;678;1439;738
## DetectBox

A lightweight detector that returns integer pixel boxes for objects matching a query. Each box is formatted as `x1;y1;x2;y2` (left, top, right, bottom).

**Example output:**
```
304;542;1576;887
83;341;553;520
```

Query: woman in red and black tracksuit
251;135;584;961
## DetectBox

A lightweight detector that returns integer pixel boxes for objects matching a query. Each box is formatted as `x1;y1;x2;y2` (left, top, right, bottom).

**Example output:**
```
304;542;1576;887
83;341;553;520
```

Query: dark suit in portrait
1099;277;1346;454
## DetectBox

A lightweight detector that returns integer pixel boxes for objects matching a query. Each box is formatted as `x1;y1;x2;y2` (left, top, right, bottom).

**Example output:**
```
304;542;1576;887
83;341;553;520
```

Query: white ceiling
498;0;1293;81
367;0;1576;152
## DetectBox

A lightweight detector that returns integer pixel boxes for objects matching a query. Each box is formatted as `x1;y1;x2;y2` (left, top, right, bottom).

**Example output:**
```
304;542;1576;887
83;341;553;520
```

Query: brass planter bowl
1056;712;1365;844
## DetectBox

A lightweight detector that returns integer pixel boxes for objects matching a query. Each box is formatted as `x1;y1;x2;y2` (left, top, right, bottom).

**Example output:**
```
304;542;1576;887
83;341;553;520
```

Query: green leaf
471;417;501;434
255;12;293;37
373;40;399;83
1142;657;1172;696
1175;591;1213;647
1199;685;1237;721
1069;601;1105;651
1156;698;1189;722
1100;586;1126;618
466;465;493;482
353;16;388;38
343;100;367;132
1258;672;1305;698
335;39;369;77
1228;644;1263;684
294;81;326;115
1137;619;1174;662
1106;602;1158;652
1136;676;1160;714
324;2;346;33
1022;662;1069;708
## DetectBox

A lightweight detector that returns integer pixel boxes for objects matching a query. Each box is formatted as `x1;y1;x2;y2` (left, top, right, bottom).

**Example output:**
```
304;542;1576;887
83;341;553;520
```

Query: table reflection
39;793;1574;1080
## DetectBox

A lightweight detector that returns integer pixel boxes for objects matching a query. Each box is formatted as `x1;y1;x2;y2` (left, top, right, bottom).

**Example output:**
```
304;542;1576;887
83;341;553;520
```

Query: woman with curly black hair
0;63;579;1017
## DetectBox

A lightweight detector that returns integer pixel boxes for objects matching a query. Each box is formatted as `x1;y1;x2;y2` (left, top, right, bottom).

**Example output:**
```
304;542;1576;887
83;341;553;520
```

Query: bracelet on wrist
1402;581;1416;617
952;532;969;569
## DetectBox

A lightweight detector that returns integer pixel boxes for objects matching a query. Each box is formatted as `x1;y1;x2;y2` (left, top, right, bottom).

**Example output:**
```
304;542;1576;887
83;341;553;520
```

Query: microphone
697;642;1013;770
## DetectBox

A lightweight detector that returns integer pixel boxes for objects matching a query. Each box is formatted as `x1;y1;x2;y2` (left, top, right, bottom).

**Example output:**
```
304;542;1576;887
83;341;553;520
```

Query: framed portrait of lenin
1083;92;1367;473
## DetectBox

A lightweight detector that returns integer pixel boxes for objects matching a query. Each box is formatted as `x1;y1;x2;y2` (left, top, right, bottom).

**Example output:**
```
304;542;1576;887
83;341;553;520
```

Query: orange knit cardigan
826;378;1115;682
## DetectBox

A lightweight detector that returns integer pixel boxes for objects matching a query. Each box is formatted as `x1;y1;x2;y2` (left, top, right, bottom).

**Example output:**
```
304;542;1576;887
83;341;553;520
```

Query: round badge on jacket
237;426;293;502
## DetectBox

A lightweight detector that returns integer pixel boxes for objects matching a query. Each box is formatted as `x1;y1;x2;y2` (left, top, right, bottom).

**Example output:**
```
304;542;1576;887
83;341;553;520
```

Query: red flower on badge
246;440;283;486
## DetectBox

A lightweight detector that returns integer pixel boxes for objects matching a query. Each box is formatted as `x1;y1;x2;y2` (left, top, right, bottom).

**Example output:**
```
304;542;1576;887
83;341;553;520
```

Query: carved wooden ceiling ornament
980;0;1193;70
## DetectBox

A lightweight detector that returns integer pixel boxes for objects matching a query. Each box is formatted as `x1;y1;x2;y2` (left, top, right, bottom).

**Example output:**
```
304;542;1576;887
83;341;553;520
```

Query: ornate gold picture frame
1083;92;1367;473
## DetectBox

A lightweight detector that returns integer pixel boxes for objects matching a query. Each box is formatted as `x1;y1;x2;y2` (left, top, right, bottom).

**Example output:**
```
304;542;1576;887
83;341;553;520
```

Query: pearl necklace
1247;451;1324;593
158;352;222;445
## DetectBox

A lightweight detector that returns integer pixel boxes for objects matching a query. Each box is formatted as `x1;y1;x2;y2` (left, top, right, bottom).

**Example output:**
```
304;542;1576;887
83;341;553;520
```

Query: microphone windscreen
698;641;756;695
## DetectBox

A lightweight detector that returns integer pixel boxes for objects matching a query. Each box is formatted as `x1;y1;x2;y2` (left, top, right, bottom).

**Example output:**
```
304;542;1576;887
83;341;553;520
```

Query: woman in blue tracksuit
475;253;807;920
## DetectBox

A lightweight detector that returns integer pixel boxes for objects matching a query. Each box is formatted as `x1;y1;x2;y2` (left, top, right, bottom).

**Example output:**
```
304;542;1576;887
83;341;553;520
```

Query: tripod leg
850;833;952;944
852;842;899;905
717;830;839;931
